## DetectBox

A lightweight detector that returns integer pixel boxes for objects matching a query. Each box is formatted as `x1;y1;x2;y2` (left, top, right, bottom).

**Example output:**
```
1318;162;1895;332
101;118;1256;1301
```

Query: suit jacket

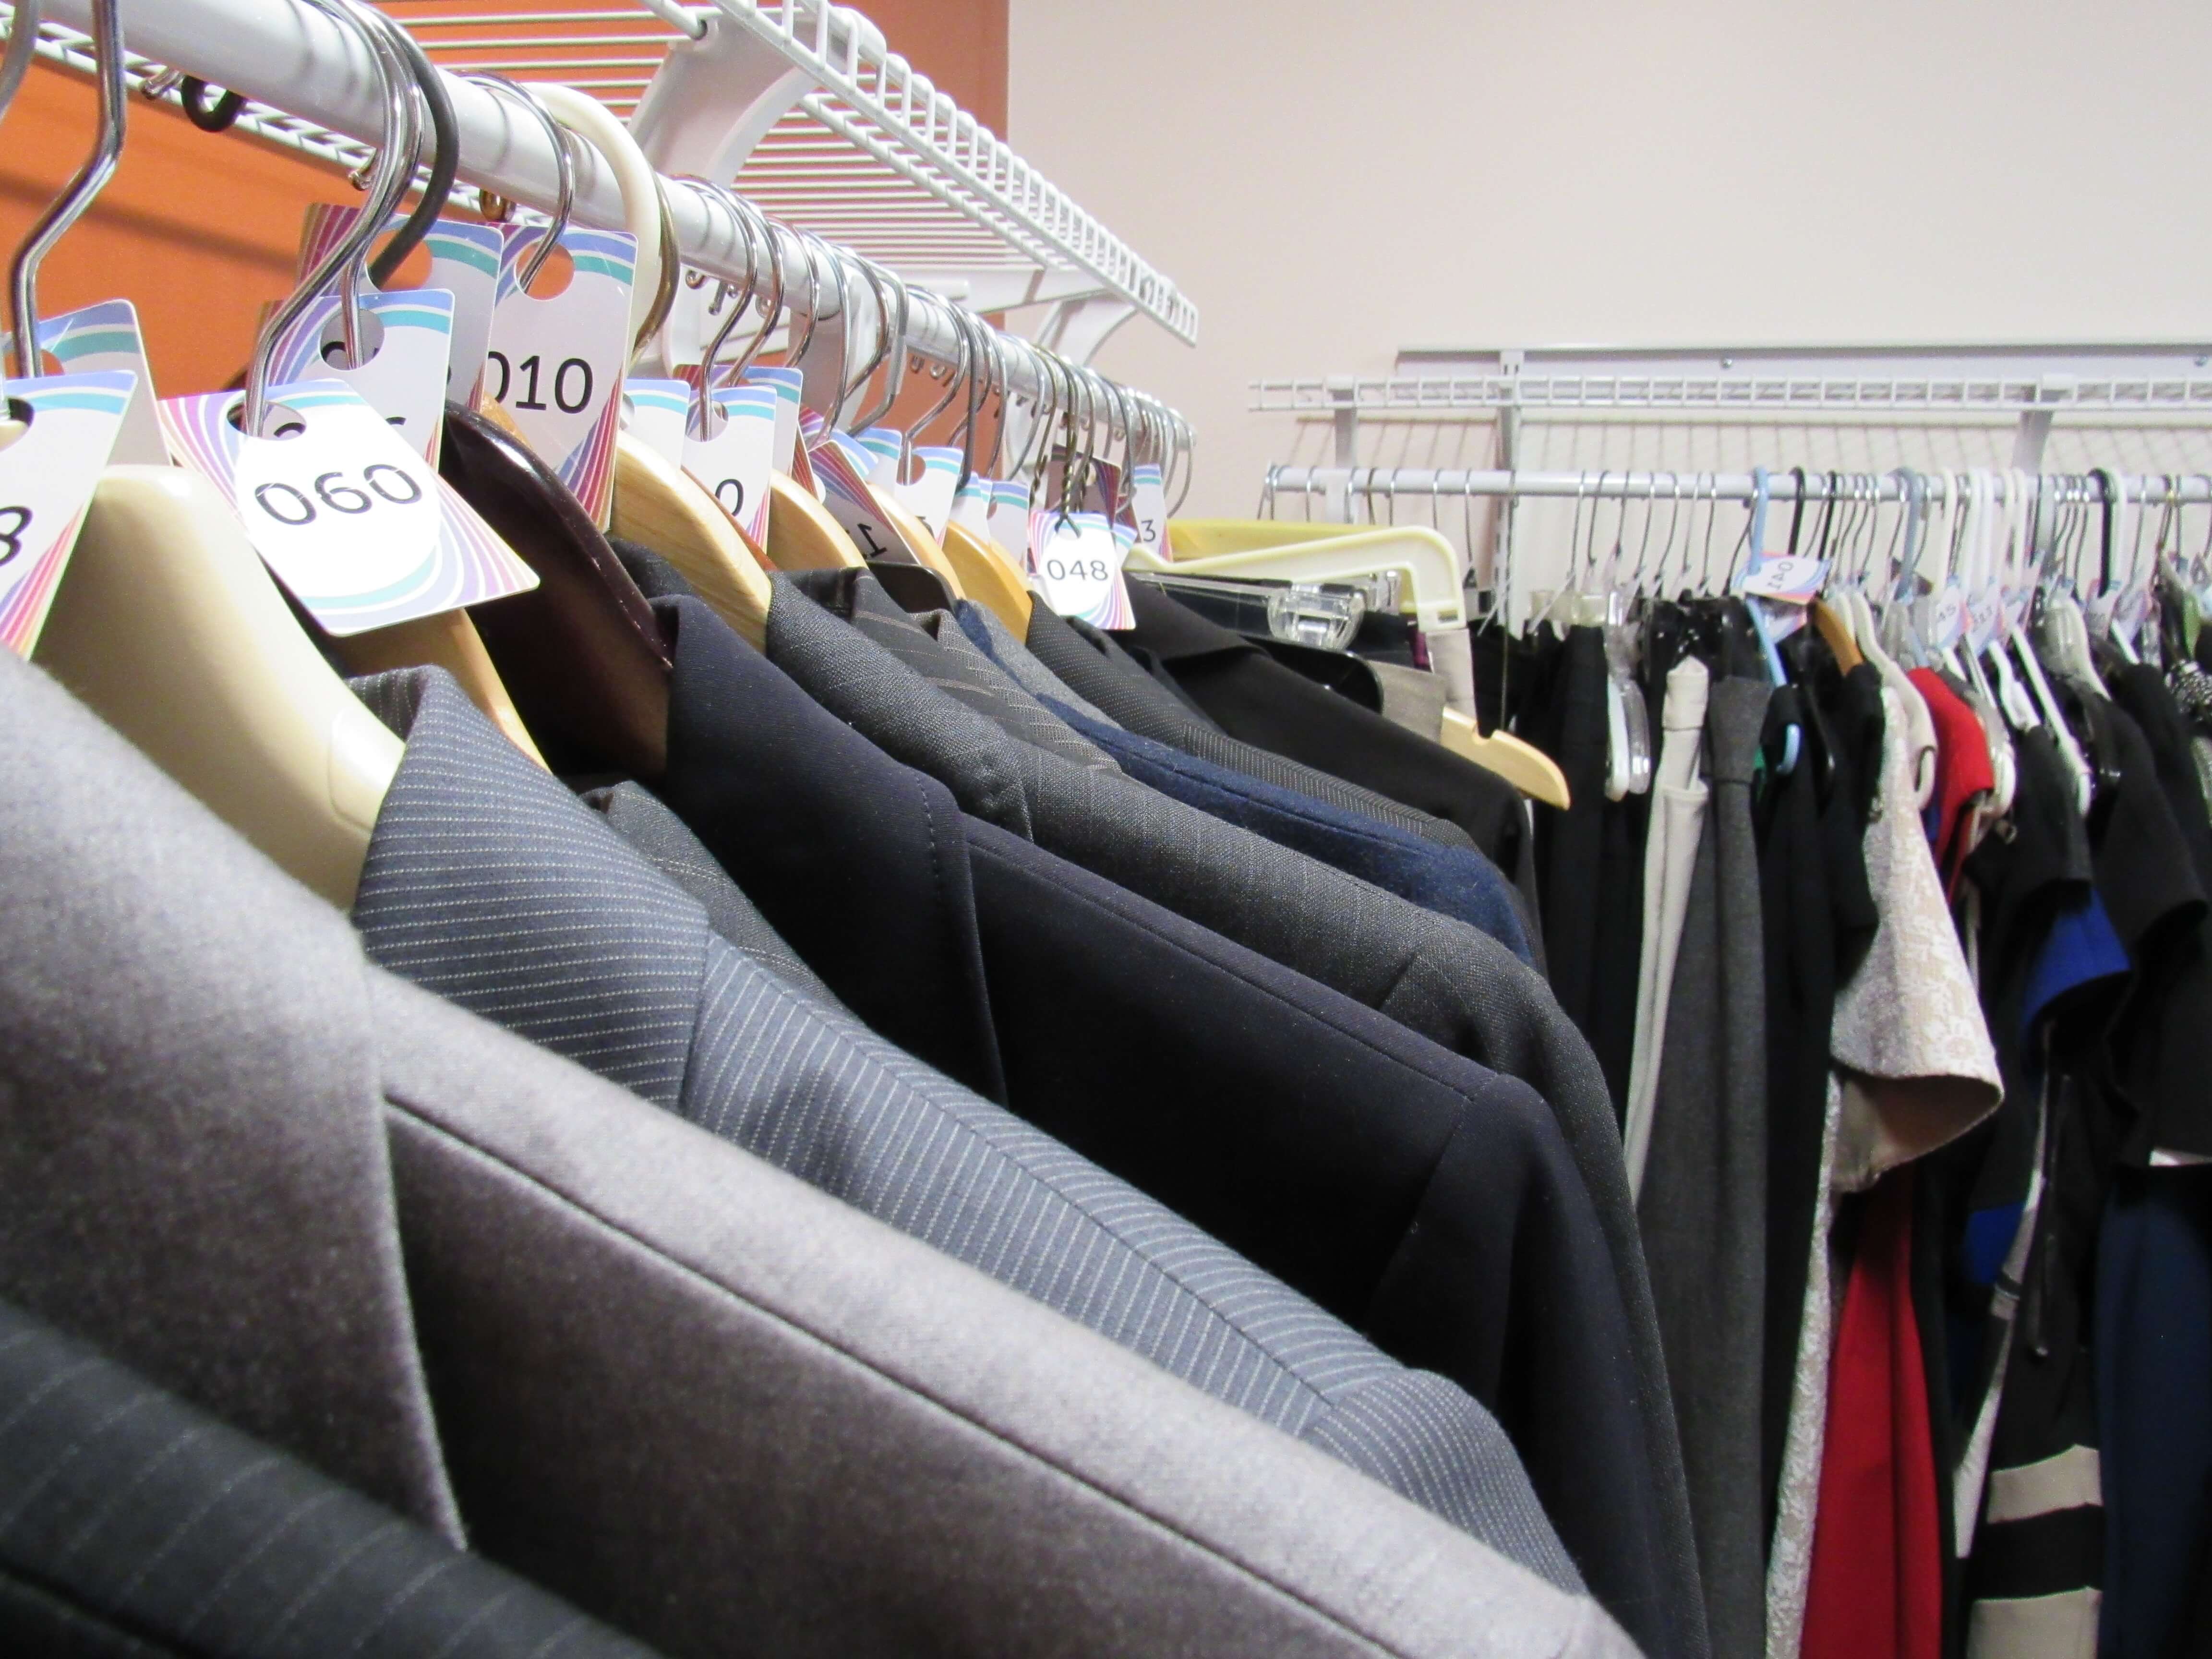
0;1297;661;1659
760;573;1708;1659
1038;601;1472;837
1022;600;1485;848
1048;697;1536;962
614;592;1642;1598
350;662;1580;1580
812;570;1530;961
0;647;1633;1659
1117;574;1540;904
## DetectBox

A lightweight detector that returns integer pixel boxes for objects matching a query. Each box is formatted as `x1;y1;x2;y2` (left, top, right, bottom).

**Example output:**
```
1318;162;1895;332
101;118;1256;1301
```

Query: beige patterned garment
1764;684;2005;1659
1829;685;2004;1193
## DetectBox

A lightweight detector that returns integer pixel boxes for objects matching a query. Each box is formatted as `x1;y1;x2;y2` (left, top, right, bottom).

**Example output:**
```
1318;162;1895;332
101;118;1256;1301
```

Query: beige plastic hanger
24;0;404;906
37;467;402;908
1438;708;1571;809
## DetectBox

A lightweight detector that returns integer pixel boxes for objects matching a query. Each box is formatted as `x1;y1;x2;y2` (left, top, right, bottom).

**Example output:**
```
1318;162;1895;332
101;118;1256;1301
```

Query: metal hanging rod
14;0;1174;420
1263;466;2212;507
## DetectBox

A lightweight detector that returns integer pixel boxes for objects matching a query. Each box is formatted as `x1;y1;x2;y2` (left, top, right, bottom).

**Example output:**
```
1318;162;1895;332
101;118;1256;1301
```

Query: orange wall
0;61;356;395
864;0;1008;133
0;0;1009;398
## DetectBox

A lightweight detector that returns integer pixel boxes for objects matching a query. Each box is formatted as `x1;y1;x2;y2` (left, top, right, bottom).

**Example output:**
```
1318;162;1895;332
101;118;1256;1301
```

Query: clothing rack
14;0;1189;426
1255;343;2212;477
1260;467;2212;508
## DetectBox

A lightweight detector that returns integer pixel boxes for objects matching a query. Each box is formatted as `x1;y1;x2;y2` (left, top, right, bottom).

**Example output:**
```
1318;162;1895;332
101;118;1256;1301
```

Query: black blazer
645;591;1673;1648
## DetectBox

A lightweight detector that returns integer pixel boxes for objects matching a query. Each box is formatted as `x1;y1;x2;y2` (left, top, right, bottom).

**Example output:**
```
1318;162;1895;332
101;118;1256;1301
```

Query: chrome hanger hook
9;0;120;381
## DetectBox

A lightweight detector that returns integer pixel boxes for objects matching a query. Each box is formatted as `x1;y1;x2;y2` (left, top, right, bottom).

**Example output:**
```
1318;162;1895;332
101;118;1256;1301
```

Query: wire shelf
4;0;1196;346
377;0;1198;338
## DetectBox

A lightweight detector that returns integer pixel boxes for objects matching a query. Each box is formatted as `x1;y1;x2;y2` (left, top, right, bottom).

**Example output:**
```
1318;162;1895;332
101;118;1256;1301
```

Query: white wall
1009;0;2212;532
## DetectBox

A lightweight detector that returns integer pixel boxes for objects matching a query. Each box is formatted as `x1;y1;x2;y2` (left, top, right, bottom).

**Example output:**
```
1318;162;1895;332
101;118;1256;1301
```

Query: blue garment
954;601;1534;963
1056;697;1534;965
2097;1167;2212;1659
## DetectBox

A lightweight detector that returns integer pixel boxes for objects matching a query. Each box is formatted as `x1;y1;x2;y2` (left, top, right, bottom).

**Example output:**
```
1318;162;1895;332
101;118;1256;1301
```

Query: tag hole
227;398;311;440
319;307;388;370
688;397;727;442
0;396;35;454
521;242;575;300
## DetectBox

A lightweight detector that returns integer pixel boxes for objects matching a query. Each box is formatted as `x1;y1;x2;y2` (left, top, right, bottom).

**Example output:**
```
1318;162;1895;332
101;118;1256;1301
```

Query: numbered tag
897;445;961;539
950;473;993;537
1030;508;1132;628
2115;585;2152;649
265;288;455;462
299;205;503;409
988;478;1032;559
796;408;831;501
2083;585;2119;638
1746;594;1808;643
621;377;690;469
1128;461;1169;563
1920;579;1967;652
745;366;805;476
486;224;636;527
1737;554;1827;604
158;379;537;636
857;426;902;488
1999;584;2032;637
1965;587;2002;654
684;383;776;547
808;427;923;562
0;300;163;465
0;370;136;655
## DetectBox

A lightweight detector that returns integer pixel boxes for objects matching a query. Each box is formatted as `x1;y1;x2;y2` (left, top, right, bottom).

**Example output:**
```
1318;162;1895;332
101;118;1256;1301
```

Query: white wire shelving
381;0;1195;353
7;0;1196;370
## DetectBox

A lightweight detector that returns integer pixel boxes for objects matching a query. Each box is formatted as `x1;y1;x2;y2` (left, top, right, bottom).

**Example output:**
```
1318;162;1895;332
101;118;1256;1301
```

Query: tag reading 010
0;370;137;656
485;225;637;527
158;379;538;637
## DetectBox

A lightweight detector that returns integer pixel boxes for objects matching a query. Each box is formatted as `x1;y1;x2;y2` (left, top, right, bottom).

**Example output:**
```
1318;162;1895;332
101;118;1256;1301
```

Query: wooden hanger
872;490;970;601
765;470;865;570
610;433;773;647
1439;708;1572;810
36;467;402;909
1810;597;1864;671
440;404;673;778
940;518;1033;632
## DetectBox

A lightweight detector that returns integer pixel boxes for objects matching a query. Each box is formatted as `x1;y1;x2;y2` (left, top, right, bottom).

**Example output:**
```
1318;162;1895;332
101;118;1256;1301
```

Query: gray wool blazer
764;570;1709;1659
0;649;1633;1659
